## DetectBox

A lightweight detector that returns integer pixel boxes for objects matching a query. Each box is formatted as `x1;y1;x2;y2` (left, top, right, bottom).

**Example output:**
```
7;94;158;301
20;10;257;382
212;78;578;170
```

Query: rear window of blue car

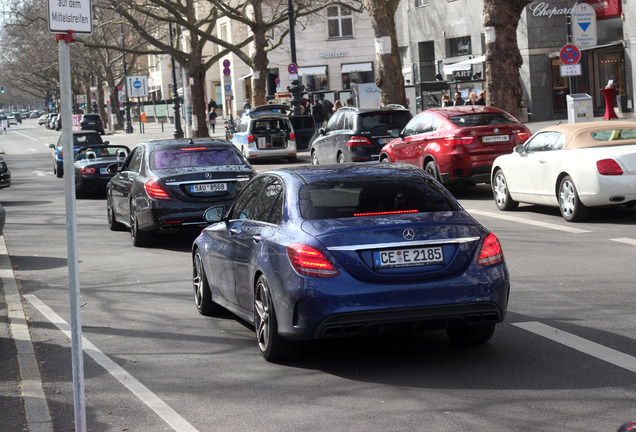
151;147;246;169
299;178;459;220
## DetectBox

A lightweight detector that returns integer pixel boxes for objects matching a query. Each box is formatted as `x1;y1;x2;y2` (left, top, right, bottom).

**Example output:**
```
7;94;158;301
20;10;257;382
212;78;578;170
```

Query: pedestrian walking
453;92;465;106
1;117;7;134
208;109;217;133
442;94;452;107
465;91;479;105
476;90;487;105
311;98;324;130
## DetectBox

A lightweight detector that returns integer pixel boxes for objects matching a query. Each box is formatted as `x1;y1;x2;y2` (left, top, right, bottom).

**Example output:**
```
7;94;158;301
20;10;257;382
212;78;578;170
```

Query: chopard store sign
529;1;621;19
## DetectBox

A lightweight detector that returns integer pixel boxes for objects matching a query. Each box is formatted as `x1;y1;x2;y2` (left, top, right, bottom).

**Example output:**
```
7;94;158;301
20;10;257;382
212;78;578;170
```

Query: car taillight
445;134;474;145
79;121;86;126
597;159;623;175
477;233;504;266
144;179;171;200
346;136;372;147
517;131;532;141
247;134;255;143
80;167;96;175
289;132;295;140
286;243;340;277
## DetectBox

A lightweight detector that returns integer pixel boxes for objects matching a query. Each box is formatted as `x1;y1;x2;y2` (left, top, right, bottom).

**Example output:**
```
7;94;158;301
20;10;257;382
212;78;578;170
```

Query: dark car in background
74;145;130;197
192;163;509;361
0;155;11;189
49;130;109;177
309;105;412;165
379;106;532;186
106;139;256;247
79;113;105;135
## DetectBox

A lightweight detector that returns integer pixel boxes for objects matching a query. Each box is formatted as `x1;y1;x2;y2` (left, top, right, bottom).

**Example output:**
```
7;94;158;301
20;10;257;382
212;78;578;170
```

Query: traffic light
1;87;4;93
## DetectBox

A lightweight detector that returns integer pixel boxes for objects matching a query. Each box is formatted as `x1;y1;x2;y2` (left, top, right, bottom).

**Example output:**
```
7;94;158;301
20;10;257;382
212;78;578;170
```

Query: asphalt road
2;119;636;431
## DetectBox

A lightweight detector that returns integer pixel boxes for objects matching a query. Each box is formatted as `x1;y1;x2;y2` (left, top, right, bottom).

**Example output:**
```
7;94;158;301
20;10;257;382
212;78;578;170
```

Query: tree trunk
483;0;532;119
362;0;406;107
251;2;268;107
108;81;124;130
188;39;209;137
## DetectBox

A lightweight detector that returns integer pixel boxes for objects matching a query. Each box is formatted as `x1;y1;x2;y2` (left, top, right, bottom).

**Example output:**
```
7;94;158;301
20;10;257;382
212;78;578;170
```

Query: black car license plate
373;246;444;268
190;183;227;193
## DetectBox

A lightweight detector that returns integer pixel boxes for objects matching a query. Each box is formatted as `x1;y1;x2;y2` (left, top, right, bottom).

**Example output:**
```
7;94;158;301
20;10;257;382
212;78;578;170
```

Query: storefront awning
298;66;327;76
442;55;485;75
341;62;373;73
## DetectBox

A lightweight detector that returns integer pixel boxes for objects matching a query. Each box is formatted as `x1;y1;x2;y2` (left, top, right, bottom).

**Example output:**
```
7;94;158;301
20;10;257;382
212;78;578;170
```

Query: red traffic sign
222;59;231;68
223;68;231;76
288;62;298;74
560;44;581;65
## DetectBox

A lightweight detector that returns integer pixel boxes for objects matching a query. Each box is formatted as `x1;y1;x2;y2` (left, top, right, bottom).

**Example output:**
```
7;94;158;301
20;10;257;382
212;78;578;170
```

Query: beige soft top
536;120;636;149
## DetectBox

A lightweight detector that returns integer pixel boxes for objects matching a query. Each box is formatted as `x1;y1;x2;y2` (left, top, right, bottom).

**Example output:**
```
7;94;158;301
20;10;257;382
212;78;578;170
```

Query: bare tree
483;0;533;118
358;0;406;107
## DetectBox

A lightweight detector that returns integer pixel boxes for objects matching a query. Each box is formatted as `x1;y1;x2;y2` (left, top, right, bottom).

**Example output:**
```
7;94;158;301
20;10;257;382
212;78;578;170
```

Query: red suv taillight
286;243;340;277
346;136;372;147
517;131;532;141
289;132;295;140
247;134;255;143
144;179;171;200
445;134;474;145
597;159;623;175
477;233;504;266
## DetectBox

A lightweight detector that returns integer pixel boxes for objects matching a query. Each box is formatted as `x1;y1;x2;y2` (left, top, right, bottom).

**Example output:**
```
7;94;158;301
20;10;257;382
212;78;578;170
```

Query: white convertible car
491;121;636;222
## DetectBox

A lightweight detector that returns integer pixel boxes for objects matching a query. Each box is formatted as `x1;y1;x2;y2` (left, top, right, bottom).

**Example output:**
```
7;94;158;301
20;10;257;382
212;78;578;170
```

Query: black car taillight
346;136;372;147
144;179;171;200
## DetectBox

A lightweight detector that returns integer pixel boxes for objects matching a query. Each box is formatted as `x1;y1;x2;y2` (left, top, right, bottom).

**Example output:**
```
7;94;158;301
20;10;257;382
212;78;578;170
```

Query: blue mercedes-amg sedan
192;163;510;362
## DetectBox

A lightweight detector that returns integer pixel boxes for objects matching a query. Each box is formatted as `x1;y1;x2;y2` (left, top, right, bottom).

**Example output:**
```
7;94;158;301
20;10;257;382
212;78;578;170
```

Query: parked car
49;130;109;177
379;106;532;186
0;155;11;189
491;121;636;222
192;163;509;361
30;111;39;119
7;115;17;126
79;113;105;135
106;138;257;247
74;145;130;197
231;104;297;161
37;114;49;125
11;112;22;124
55;115;62;131
310;105;412;165
47;114;58;129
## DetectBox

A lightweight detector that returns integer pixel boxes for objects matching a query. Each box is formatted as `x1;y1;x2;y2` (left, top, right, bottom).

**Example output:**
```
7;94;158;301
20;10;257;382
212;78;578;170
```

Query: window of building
327;6;353;39
446;36;472;58
415;0;429;6
299;66;328;92
341;63;374;89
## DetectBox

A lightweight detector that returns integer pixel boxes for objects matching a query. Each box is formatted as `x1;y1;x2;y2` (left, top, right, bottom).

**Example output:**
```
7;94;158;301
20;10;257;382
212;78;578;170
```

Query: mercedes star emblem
402;228;415;241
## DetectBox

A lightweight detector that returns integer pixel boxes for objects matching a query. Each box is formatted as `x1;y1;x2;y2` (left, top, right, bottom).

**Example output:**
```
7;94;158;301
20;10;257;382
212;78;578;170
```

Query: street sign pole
57;31;87;432
566;14;575;94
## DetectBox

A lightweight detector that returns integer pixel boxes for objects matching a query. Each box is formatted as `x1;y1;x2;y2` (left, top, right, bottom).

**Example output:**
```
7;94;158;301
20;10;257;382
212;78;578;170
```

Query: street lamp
169;22;184;139
286;0;304;116
121;21;133;134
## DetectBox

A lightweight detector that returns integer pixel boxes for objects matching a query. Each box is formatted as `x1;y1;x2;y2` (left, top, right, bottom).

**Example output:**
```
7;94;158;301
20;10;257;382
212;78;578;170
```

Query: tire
107;196;125;231
193;250;223;316
310;150;319;166
492;169;519;211
424;160;440;182
379;155;391;163
447;323;496;345
337;153;346;164
254;275;298;362
130;206;152;247
558;175;589;222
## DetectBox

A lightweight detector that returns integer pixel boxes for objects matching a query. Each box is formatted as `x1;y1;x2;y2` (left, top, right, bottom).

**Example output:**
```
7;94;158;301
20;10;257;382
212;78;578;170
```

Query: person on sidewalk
208;108;217;133
1;117;7;134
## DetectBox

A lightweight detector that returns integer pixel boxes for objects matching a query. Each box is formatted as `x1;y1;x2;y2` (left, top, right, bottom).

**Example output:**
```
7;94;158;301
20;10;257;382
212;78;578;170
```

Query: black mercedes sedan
106;138;256;247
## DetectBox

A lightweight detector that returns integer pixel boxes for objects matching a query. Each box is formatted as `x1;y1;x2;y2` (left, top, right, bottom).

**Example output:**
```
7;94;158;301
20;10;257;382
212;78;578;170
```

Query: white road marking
31;170;51;177
466;208;591;234
513;321;636;373
11;131;39;141
610;237;636;246
24;294;199;432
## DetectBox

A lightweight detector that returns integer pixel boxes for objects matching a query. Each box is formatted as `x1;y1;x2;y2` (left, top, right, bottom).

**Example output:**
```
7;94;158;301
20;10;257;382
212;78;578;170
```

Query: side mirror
389;129;401;139
49;144;55;149
203;206;225;223
319;128;326;135
514;145;525;154
103;141;110;145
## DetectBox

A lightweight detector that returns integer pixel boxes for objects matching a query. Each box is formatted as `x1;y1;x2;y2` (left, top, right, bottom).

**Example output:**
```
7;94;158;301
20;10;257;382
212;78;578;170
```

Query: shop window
415;0;429;6
303;74;329;92
327;6;353;39
446;36;472;58
342;71;374;90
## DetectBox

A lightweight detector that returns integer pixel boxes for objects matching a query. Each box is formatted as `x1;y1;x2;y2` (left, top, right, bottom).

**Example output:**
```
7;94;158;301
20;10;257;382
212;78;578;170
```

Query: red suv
379;106;531;186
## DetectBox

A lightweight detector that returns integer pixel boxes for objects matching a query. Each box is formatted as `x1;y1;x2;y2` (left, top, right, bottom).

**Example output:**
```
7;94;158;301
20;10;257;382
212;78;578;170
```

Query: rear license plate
482;134;510;143
373;246;444;268
379;138;392;144
190;183;227;193
100;168;109;174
